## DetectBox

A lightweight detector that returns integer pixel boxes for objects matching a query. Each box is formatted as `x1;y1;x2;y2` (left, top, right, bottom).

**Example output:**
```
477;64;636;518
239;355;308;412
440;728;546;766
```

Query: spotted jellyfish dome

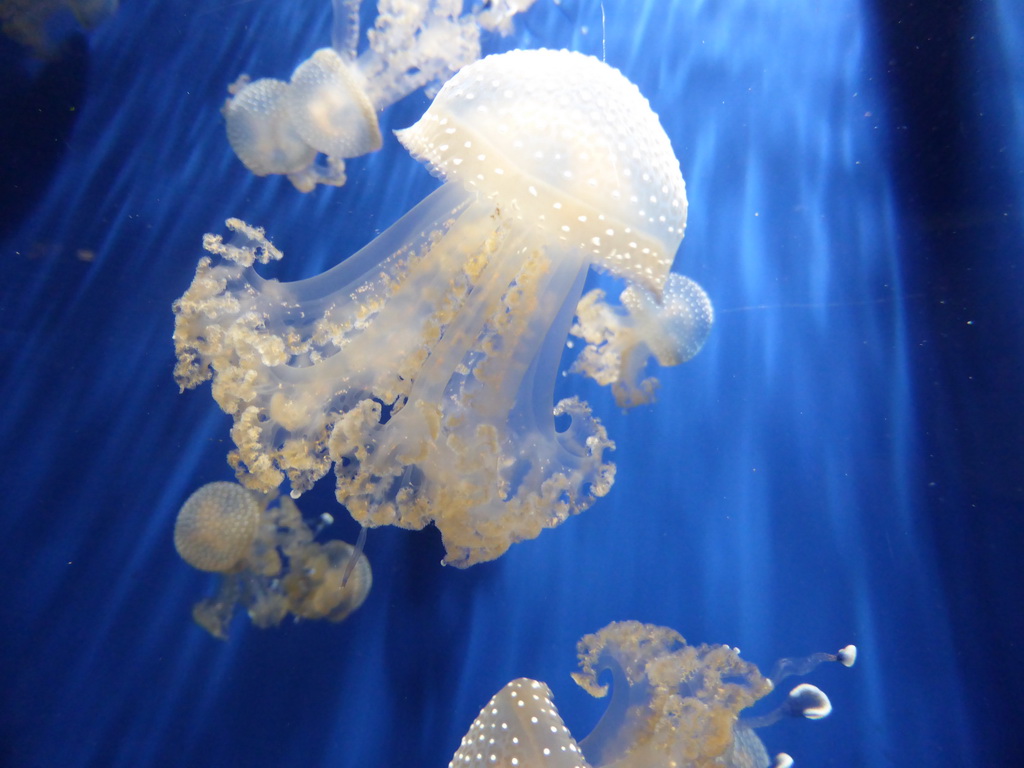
224;78;316;175
285;48;382;158
449;678;587;768
622;272;714;365
397;48;687;291
173;481;261;572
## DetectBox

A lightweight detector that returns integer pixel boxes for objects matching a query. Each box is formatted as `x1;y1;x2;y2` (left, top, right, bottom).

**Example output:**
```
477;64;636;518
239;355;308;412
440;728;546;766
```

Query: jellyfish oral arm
331;0;361;57
174;183;614;567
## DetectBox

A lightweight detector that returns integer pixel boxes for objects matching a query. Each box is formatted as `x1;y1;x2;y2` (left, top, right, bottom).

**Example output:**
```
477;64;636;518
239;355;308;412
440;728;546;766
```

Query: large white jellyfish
450;621;856;768
222;0;539;191
174;481;372;639
174;49;711;567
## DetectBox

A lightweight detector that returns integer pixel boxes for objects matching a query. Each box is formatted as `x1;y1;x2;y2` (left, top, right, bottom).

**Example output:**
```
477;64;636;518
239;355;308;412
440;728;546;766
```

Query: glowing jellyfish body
173;482;371;639
223;0;538;191
450;621;856;768
174;49;708;567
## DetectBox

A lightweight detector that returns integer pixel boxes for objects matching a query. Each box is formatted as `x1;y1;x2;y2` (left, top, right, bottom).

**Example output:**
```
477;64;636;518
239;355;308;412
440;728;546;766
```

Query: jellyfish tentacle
331;0;362;57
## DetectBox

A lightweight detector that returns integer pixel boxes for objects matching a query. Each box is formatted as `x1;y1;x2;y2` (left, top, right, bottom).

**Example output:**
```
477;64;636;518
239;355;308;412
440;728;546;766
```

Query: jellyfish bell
285;48;383;160
173;481;262;573
621;273;714;367
175;48;695;567
449;679;587;768
397;47;686;293
224;47;383;189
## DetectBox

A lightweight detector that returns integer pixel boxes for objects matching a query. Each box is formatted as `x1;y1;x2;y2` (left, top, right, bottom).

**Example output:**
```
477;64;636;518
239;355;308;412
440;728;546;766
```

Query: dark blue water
1;1;1019;766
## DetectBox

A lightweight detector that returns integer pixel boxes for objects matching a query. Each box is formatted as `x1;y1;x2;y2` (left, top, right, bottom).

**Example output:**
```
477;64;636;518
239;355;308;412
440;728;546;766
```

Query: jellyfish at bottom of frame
449;621;856;768
173;481;371;640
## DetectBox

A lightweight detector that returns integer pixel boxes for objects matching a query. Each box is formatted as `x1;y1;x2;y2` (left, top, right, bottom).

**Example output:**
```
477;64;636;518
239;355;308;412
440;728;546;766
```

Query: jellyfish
174;48;710;566
0;0;117;58
222;0;539;192
173;481;372;639
449;620;856;768
571;273;715;408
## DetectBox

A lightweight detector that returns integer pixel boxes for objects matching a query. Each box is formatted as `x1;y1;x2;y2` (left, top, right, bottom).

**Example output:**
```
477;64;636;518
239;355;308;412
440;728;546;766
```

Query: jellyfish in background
449;620;856;768
174;48;710;567
222;0;539;192
0;0;117;58
173;481;372;640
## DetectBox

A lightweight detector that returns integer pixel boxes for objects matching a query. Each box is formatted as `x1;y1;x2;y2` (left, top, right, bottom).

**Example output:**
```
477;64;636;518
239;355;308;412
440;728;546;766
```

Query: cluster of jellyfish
222;0;541;191
449;620;856;768
171;2;857;763
175;45;715;568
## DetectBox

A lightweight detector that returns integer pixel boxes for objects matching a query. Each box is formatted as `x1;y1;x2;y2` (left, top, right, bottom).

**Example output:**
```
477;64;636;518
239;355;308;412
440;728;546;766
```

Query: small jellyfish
174;49;708;567
571;273;714;408
449;620;856;768
173;481;371;639
222;0;539;191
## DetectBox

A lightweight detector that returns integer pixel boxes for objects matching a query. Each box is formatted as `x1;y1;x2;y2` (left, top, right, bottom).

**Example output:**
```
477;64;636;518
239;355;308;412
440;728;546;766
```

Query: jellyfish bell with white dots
450;679;587;768
175;48;709;567
173;481;372;639
174;480;261;574
449;621;856;768
222;0;539;191
571;272;715;408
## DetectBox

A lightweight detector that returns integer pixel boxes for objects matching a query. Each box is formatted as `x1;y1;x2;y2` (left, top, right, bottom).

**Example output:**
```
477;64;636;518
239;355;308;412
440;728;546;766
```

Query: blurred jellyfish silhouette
174;49;713;567
221;0;539;191
0;0;116;58
174;481;371;640
450;621;856;768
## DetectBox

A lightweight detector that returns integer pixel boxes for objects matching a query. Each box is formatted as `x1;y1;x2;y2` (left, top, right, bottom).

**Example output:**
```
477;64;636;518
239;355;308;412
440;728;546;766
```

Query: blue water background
1;0;1020;766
